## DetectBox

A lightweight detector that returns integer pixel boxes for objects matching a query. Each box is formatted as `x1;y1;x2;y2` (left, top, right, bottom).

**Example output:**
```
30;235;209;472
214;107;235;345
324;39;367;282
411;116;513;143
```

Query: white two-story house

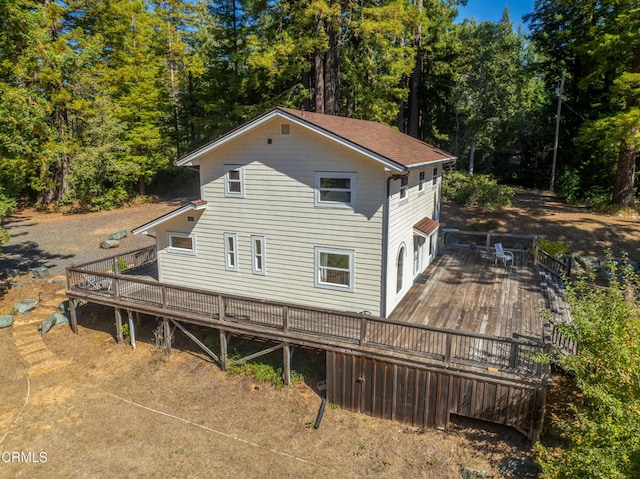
133;108;456;318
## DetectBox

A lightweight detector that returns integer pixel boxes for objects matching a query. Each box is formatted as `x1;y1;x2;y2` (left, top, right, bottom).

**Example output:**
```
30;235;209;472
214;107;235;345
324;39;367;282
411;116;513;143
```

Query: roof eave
132;201;207;235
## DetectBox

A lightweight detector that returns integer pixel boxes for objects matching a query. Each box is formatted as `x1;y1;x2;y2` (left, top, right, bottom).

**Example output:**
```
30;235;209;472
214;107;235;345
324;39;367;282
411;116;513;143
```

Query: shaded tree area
0;0;637;210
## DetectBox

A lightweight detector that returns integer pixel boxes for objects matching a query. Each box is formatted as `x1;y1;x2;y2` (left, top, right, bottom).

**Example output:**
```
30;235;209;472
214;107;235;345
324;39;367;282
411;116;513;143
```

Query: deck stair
539;270;576;355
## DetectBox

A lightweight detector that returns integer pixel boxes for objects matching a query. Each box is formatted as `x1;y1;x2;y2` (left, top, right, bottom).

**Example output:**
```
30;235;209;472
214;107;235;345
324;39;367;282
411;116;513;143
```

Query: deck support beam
283;343;292;388
219;330;228;371
163;317;171;356
115;308;124;344
170;320;220;364
69;299;78;334
128;310;136;349
227;343;284;368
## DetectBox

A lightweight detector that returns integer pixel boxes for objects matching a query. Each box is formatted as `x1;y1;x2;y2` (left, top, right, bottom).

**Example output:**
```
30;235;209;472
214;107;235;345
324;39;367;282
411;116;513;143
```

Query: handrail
534;248;571;278
441;229;537;252
66;247;548;380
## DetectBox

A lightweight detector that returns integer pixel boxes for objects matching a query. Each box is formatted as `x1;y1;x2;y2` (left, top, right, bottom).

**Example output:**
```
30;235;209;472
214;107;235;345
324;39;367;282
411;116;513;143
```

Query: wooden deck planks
390;248;544;342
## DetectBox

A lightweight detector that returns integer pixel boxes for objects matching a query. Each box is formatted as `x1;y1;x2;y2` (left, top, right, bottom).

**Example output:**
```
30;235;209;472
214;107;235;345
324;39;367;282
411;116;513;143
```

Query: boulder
461;467;487;479
108;229;128;240
499;457;540;478
31;266;50;278
0;315;14;329
14;299;38;314
38;313;69;335
3;269;20;278
100;239;120;249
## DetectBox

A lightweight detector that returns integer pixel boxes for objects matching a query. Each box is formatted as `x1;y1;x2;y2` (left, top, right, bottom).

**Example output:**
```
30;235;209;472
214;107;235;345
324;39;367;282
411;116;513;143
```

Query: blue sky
456;0;536;29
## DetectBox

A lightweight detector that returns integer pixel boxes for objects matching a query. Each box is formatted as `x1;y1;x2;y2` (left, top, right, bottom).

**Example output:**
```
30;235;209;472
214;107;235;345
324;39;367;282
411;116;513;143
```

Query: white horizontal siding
156;119;386;315
384;168;441;315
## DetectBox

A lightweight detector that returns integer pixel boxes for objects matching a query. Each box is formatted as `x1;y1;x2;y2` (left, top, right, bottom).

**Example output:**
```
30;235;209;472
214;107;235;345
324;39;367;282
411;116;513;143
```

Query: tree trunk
469;135;476;175
407;0;423;138
324;21;340;115
314;46;325;113
611;137;637;206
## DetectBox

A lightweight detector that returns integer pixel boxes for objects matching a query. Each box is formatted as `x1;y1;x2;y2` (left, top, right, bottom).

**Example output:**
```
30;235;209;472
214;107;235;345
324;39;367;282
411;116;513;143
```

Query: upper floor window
167;232;196;255
224;165;245;198
432;167;439;186
399;175;409;203
418;171;426;193
314;172;356;208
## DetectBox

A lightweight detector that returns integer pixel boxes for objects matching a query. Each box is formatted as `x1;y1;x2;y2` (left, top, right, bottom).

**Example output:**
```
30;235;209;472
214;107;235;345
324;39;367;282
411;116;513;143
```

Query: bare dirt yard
0;190;638;478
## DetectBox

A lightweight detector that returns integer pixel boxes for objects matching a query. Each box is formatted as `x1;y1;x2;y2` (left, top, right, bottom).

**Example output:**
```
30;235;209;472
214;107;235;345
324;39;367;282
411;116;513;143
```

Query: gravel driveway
1;198;189;276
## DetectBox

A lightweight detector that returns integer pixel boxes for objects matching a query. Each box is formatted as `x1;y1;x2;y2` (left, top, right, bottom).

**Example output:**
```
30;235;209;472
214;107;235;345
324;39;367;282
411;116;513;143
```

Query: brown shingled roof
279;108;455;169
413;217;440;236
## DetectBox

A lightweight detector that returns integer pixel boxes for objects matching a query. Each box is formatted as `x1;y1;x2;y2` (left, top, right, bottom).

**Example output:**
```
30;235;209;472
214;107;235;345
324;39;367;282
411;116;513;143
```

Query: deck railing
534;248;572;278
66;247;550;381
441;229;537;251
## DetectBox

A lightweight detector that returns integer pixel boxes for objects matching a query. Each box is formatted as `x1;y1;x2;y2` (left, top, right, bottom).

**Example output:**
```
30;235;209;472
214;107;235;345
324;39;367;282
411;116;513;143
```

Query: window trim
314;247;355;292
418;170;426;193
398;175;409;204
224;233;239;272
251;235;266;275
167;232;196;255
396;244;405;294
224;164;245;198
314;172;356;208
432;167;439;187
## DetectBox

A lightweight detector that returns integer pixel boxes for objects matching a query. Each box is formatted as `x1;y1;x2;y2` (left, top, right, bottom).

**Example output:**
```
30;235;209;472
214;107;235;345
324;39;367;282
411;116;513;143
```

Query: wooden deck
390;247;544;341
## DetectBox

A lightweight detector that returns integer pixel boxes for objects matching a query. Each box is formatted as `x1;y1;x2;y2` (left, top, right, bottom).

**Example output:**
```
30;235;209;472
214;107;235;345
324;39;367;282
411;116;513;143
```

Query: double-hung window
251;235;266;275
167;232;196;255
418;171;426;193
432;167;439;187
315;247;354;292
224;165;245;198
315;172;356;208
399;176;409;203
224;233;238;271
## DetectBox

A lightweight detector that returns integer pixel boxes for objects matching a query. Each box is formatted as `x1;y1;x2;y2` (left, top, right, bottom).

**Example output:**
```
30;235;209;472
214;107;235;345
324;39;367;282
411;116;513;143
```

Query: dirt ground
0;190;638;478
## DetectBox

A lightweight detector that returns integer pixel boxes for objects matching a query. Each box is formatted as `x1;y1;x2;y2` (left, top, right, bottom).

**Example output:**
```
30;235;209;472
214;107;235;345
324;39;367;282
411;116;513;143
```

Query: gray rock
3;269;20;278
499;457;540;478
108;229;128;240
576;255;600;271
38;312;69;335
58;300;69;312
100;239;120;249
14;299;39;314
0;315;14;329
31;266;50;278
461;467;487;479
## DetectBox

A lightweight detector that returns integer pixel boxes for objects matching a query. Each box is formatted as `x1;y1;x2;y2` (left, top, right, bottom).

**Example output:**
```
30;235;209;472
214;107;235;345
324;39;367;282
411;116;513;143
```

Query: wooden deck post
128;310;136;349
283;343;291;388
115;308;124;344
69;299;78;334
219;330;228;371
163;317;171;356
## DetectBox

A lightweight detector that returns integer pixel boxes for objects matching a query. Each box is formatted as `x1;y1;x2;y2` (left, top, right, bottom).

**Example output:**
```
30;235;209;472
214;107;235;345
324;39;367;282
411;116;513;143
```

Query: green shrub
537;239;571;258
555;168;582;204
442;171;514;211
536;253;640;478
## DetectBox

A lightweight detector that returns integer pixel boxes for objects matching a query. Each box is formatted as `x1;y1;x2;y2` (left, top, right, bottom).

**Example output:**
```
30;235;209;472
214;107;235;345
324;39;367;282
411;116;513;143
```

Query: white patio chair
494;243;514;269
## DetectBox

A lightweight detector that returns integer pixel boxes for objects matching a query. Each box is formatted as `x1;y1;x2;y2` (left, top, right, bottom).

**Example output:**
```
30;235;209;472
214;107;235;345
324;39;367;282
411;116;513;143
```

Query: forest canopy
0;0;637;211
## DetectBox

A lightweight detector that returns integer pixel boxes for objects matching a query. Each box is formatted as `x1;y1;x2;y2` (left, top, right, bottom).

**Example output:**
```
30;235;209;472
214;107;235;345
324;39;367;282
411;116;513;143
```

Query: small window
168;232;196;255
418;171;426;193
224;233;238;271
251;235;266;275
432;167;438;186
399;176;409;202
315;172;356;208
315;247;354;292
224;165;244;198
